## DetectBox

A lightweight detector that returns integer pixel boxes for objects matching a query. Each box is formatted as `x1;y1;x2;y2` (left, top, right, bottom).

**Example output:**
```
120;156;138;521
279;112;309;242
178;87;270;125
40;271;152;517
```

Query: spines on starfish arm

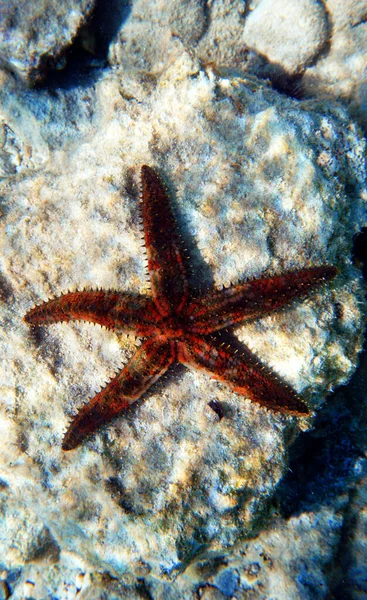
185;265;338;334
62;337;175;450
178;335;310;416
140;165;189;316
24;289;163;336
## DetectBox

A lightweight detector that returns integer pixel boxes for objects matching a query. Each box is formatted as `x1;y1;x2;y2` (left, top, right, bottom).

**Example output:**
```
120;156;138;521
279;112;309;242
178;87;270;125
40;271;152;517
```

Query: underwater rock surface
301;0;367;130
0;49;366;596
0;0;367;596
0;0;95;84
242;0;329;74
108;0;367;131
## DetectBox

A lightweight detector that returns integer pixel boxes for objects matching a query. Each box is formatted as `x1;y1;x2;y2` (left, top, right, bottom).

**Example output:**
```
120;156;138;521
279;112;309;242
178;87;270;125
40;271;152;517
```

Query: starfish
24;166;337;451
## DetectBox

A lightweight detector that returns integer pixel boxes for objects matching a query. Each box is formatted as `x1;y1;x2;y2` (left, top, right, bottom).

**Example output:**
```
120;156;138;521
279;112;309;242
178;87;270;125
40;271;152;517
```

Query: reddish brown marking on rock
24;165;337;450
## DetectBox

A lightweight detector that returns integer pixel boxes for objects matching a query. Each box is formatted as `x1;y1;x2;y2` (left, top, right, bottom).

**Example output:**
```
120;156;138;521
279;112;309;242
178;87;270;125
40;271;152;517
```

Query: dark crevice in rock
275;342;367;518
208;399;224;420
28;526;61;562
326;487;360;599
245;53;306;99
28;327;64;376
351;16;367;29
201;0;212;40
0;273;15;303
135;578;154;600
176;524;211;569
88;0;132;58
37;0;132;90
16;429;29;453
309;0;333;66
352;227;367;279
104;476;135;513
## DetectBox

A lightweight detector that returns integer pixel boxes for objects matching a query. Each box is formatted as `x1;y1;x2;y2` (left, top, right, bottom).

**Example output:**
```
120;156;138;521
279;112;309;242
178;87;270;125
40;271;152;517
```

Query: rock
0;0;95;84
108;0;367;133
207;505;345;599
0;25;366;600
106;0;367;132
301;0;367;130
242;0;329;75
109;0;207;72
196;0;248;67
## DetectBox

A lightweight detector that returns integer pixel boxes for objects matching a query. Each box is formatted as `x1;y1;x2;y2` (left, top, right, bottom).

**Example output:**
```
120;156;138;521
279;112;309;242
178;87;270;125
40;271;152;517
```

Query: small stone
243;0;329;74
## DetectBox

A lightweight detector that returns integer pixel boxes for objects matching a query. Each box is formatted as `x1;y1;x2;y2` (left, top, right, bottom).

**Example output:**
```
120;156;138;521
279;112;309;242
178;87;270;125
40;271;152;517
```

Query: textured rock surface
1;0;367;598
2;0;366;134
0;0;95;83
109;0;207;72
195;0;249;67
111;0;367;132
242;0;329;74
301;0;367;130
0;48;366;596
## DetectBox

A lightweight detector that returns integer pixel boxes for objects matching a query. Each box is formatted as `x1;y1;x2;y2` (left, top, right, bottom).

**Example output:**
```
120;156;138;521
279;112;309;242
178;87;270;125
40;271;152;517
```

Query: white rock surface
242;0;329;74
302;0;367;129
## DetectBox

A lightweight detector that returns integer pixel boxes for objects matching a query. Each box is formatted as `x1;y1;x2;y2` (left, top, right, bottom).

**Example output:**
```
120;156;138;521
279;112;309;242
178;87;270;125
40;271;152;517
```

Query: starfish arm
24;290;162;336
185;265;337;334
141;165;189;316
178;335;309;415
62;338;175;450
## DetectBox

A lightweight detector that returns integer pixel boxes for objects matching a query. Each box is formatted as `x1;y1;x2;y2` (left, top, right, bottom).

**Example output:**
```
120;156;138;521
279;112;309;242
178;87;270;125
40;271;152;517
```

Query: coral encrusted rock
0;51;366;596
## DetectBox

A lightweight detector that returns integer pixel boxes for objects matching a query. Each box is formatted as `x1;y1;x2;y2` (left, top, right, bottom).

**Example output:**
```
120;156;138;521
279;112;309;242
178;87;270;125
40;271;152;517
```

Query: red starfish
24;166;337;451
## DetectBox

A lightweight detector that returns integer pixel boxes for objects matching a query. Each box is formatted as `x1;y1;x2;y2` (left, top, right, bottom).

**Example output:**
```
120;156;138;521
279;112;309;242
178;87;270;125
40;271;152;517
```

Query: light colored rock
0;49;366;596
108;0;367;132
242;0;329;74
0;496;358;598
302;0;367;130
0;0;95;84
187;503;346;600
196;0;248;67
324;0;367;30
109;0;206;72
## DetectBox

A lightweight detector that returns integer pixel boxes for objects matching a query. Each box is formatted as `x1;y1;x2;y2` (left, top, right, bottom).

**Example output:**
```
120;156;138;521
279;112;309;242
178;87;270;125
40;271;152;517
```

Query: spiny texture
24;165;337;450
